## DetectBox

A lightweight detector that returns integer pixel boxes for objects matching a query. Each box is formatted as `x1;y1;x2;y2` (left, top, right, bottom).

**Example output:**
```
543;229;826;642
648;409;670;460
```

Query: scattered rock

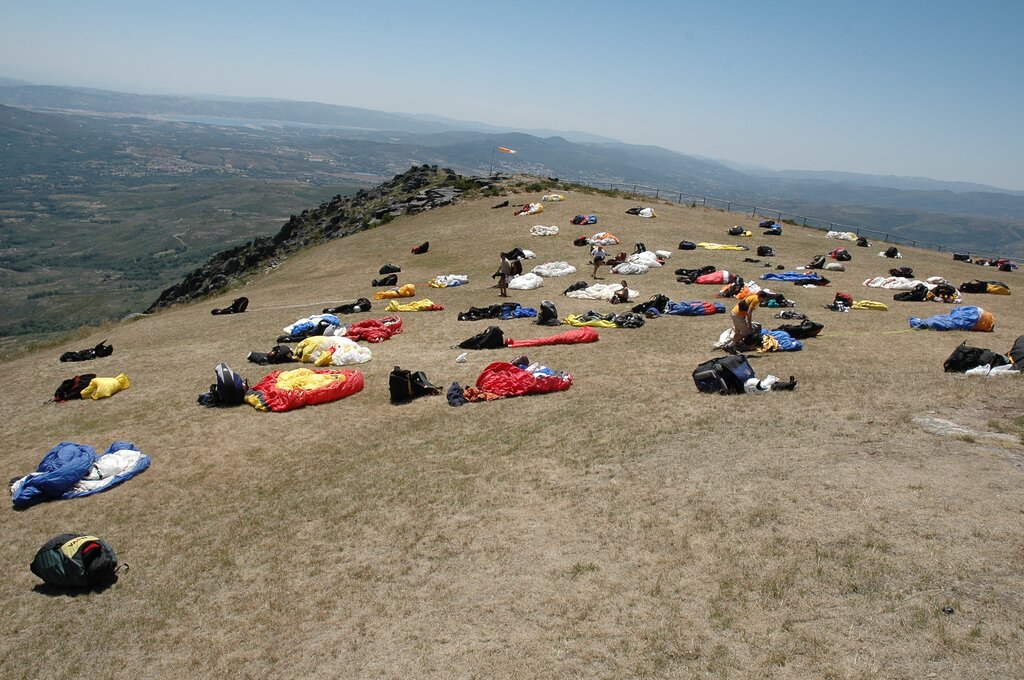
912;416;1019;443
145;165;470;312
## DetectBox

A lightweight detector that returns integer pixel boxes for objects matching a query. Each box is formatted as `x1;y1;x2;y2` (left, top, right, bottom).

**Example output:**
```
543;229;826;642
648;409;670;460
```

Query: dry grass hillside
1;183;1022;679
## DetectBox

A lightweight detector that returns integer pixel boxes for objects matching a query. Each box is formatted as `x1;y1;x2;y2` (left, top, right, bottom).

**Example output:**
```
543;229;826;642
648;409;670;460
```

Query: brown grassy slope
1;188;1022;679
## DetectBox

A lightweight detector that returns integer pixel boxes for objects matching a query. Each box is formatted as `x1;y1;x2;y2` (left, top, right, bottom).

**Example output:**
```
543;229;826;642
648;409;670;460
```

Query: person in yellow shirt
729;290;768;349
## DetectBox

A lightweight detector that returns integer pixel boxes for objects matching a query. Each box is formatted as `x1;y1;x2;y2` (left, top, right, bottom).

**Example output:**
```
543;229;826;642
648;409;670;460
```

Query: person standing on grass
729;290;768;349
591;243;606;278
497;252;512;297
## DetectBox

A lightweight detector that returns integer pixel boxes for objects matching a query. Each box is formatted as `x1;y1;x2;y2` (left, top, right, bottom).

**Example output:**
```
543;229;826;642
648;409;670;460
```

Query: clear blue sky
2;0;1022;190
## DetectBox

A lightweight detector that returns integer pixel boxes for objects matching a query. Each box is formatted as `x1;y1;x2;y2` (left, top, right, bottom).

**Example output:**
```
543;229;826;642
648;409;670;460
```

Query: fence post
726;202;731;212
752;206;757;217
702;197;706;207
802;218;806;227
777;212;782;221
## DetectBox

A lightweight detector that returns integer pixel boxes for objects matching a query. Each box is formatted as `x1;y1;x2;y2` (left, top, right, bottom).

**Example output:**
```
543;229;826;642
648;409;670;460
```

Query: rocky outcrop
146;165;488;312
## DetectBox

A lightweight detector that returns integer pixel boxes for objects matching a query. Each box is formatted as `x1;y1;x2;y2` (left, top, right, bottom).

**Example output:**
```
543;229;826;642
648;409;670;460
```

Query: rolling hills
4;87;1023;344
1;173;1021;678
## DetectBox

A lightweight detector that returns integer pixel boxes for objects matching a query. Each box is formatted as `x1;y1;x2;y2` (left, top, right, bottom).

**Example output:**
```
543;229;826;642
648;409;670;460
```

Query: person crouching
730;290;769;349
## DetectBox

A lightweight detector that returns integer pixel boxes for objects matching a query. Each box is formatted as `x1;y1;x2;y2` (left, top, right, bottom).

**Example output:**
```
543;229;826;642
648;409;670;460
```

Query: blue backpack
199;363;249;407
214;363;248;405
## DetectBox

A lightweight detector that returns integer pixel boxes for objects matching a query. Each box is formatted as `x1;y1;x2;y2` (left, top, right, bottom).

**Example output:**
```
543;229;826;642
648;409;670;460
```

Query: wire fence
573;180;1016;262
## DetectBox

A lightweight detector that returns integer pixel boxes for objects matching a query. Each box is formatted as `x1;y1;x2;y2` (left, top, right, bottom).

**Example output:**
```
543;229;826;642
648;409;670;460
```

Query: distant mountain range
710;159;1024;196
0;81;619;144
2;81;1022;258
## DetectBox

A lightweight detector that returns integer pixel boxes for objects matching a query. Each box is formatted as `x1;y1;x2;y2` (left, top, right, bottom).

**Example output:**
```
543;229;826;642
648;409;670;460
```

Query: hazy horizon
2;1;1022;191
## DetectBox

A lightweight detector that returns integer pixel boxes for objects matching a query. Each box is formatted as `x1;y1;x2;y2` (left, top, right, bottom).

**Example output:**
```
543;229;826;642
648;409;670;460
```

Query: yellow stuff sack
80;374;131;400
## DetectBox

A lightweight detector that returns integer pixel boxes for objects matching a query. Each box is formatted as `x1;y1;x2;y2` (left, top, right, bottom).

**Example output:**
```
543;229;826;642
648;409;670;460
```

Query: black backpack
952;253;970;261
458;305;495;322
378;263;401;275
562;281;589;295
692;355;756;394
211;297;249;315
54;374;96;402
30;534;119;589
246;345;294;366
612;313;645;328
537;300;561;326
889;266;914;278
458;326;505;350
942;342;1009;373
632;294;670;314
773;319;824;339
884;246;900;258
411;241;429;254
633;242;647;254
675;265;716;284
756;245;775;257
1009;335;1024;367
958;279;988;294
719;279;745;298
728;226;744;236
832;248;851;261
807;255;826;269
893;284;929;302
323;298;371;314
372;273;398;287
678;240;696;250
59;340;114;362
389;366;440;403
573;236;589;246
856;236;870;247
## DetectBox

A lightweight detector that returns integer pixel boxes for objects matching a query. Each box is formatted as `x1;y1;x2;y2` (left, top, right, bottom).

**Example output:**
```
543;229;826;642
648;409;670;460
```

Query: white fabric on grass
531;261;577;277
564;283;638;302
530;225;560;236
509;273;544;290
